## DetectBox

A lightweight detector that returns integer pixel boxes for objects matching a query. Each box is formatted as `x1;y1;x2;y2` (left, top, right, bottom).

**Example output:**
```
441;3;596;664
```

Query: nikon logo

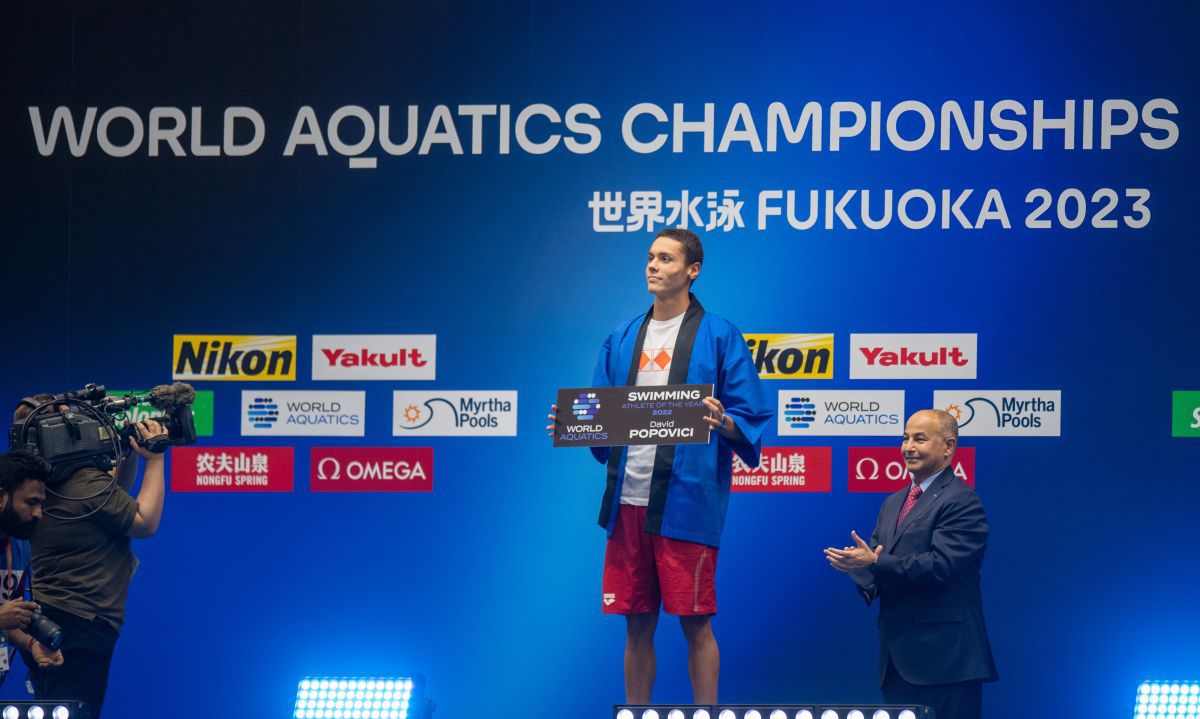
744;334;834;379
173;335;296;381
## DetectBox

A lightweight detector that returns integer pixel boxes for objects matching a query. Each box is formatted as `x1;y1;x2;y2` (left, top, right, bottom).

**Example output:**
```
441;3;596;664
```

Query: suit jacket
857;466;999;687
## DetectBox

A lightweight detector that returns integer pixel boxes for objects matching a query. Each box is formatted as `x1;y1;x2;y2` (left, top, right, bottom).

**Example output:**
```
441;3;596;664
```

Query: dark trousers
23;604;119;719
882;658;983;719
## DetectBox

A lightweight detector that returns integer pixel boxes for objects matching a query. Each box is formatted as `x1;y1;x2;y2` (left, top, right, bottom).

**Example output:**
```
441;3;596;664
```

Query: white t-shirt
620;312;684;505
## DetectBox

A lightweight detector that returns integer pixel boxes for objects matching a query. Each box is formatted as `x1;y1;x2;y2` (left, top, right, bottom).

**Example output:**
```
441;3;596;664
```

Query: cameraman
0;451;64;690
13;396;168;718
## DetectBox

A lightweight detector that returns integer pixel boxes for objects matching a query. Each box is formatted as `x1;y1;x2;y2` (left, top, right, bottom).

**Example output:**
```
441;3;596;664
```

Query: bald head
902;410;958;482
911;409;959;444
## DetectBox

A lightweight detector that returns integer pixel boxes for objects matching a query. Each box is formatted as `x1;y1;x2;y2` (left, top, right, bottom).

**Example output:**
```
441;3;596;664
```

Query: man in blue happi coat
551;228;772;704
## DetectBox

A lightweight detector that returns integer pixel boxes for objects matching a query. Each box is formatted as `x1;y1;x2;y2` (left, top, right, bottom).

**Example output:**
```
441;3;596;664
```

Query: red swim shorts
601;503;718;615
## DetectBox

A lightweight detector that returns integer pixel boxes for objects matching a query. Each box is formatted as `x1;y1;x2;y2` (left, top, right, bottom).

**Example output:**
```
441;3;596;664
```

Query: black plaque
553;383;714;447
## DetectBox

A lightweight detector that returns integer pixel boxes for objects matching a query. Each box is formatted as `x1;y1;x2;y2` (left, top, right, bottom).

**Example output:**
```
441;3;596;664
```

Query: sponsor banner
173;334;296;381
733;446;831;493
172;446;294;492
934;390;1061;436
110;390;215;436
311;334;436;380
778;390;904;436
848;447;975;493
241;391;365;437
850;333;977;379
744;333;834;379
1172;391;1200;438
310;447;433;492
552;384;712;447
393;391;517;436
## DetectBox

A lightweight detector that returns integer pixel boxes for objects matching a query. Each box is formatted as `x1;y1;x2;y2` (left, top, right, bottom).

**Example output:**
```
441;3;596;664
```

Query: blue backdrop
3;2;1198;718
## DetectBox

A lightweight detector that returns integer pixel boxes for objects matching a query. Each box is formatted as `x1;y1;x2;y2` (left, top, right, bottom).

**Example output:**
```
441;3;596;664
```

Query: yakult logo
848;447;975;493
312;335;436;380
850;334;977;379
310;448;433;492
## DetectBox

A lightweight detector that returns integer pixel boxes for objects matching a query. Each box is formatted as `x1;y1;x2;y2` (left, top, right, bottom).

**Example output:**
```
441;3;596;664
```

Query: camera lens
27;613;63;651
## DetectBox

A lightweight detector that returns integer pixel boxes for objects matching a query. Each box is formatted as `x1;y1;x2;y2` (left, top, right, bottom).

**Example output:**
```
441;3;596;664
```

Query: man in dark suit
826;409;998;719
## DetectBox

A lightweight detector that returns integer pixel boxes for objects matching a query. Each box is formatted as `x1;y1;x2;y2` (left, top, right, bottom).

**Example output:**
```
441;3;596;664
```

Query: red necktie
896;484;923;528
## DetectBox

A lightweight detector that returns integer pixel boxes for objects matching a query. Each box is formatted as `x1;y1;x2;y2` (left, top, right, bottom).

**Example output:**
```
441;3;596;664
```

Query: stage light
615;706;715;719
1136;682;1200;719
617;706;926;719
294;676;430;719
0;709;81;719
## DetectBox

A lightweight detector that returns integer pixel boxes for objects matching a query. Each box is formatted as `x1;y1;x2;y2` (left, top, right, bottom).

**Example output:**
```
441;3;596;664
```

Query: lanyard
2;537;10;591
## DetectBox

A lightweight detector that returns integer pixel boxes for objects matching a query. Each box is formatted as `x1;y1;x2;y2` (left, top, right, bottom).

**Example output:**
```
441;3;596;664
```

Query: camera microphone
147;382;196;410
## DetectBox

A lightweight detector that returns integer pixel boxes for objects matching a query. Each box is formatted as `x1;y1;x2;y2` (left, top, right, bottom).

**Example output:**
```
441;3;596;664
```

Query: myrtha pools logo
934;390;1061;436
392;391;518;436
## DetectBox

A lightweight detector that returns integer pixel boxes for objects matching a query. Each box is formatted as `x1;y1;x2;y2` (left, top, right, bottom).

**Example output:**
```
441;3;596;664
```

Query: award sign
553;383;714;447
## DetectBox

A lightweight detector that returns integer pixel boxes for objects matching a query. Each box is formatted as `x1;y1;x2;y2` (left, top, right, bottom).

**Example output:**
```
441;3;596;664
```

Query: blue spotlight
1135;681;1200;719
294;676;432;719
